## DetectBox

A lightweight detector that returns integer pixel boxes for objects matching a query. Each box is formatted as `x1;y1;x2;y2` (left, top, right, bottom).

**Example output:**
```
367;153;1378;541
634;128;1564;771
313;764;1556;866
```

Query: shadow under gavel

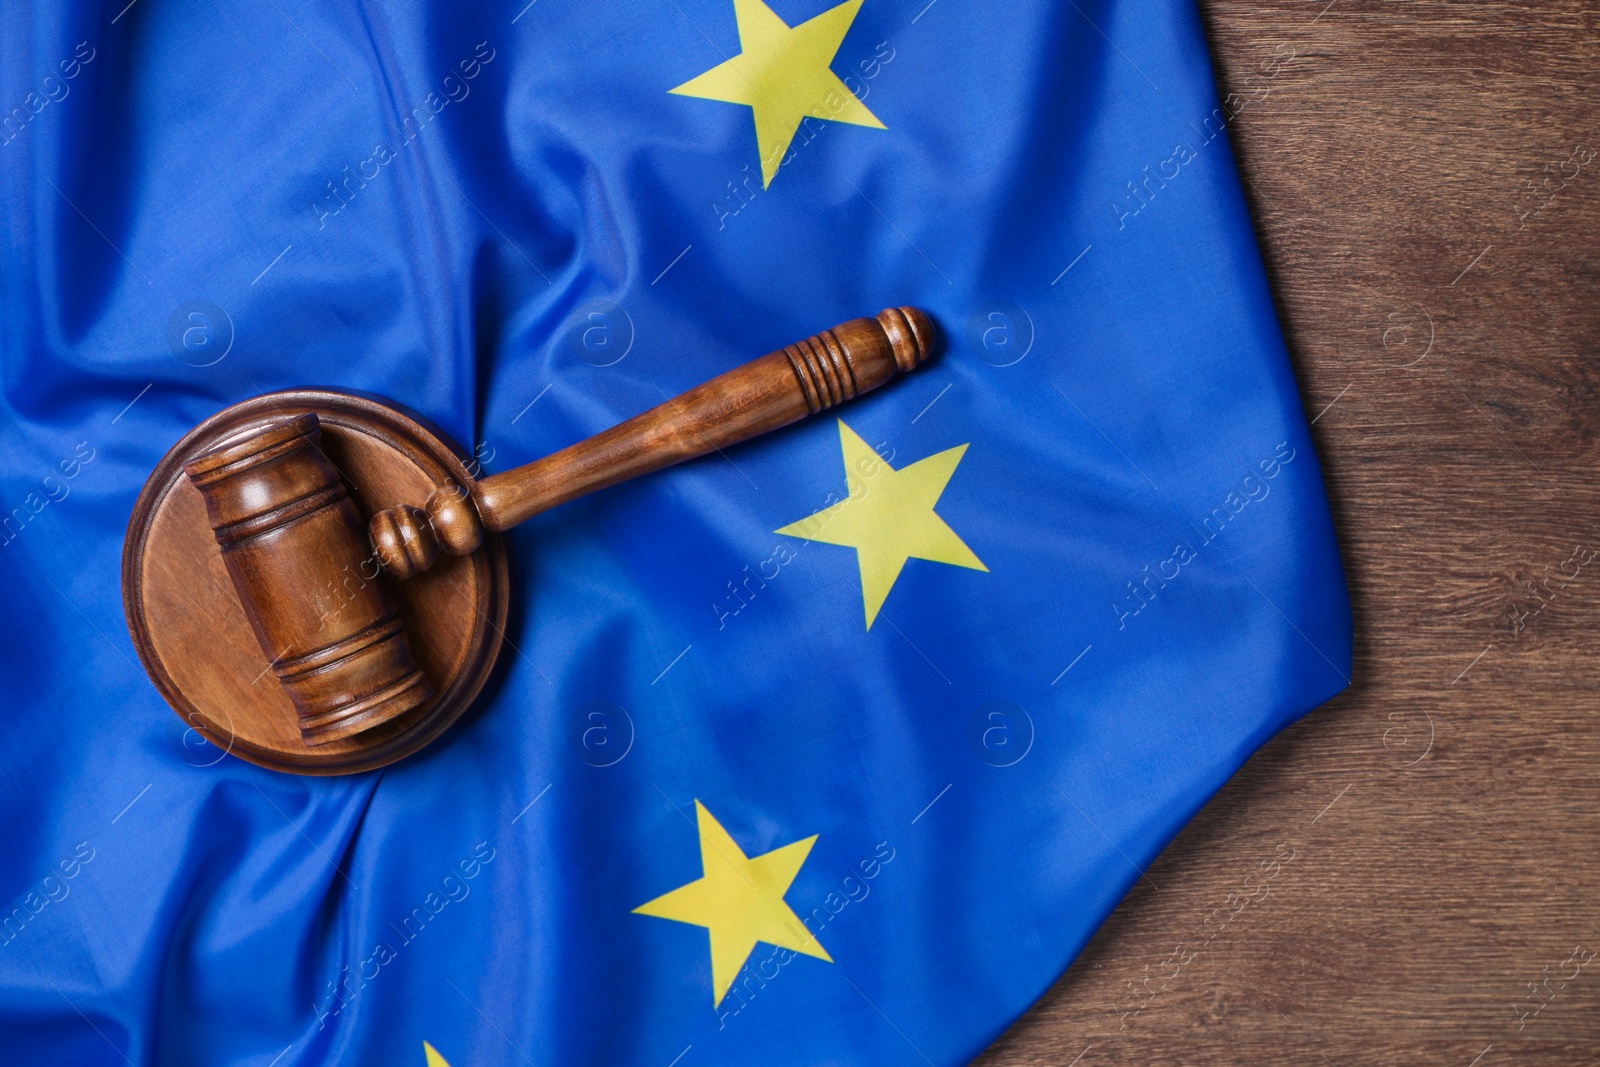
182;307;935;748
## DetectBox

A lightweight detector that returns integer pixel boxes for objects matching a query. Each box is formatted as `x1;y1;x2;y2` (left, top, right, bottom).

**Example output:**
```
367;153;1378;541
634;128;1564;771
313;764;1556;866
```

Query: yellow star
634;801;831;1006
422;1042;451;1067
669;0;885;187
777;419;986;629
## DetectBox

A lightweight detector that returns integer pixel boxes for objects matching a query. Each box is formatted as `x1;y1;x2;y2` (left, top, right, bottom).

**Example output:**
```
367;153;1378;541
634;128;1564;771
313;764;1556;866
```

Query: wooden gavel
179;307;935;748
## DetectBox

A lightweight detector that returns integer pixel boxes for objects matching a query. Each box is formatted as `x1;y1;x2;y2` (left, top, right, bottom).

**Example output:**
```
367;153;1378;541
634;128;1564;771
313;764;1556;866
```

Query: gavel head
183;413;434;746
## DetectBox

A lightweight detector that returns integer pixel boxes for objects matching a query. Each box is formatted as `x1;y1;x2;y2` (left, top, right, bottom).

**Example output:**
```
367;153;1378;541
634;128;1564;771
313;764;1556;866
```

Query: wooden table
978;2;1600;1063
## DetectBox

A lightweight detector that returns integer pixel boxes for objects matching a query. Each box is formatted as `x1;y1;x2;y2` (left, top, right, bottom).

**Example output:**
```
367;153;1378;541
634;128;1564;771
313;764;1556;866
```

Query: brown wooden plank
977;2;1600;1062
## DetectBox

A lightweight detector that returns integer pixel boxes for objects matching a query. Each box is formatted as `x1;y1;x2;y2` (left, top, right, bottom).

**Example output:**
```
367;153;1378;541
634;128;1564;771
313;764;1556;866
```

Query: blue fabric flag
0;1;1350;1064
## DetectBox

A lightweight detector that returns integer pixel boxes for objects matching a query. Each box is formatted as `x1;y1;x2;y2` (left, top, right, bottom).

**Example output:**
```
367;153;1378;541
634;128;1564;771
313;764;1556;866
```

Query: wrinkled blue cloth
0;2;1349;1064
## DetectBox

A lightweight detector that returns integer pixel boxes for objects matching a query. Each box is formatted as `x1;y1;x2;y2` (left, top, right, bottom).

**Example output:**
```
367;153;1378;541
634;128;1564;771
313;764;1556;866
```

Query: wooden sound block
123;390;510;775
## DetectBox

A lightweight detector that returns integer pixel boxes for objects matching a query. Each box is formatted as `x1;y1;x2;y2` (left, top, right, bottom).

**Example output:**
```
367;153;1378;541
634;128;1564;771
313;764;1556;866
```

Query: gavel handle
370;306;936;578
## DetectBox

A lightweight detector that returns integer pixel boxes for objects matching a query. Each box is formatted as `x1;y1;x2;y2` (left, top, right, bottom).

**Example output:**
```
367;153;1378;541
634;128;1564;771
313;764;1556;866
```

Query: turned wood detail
176;307;935;749
369;305;934;577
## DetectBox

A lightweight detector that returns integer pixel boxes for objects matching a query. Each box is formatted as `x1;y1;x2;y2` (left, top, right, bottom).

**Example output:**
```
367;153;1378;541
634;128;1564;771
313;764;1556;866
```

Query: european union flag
0;1;1350;1064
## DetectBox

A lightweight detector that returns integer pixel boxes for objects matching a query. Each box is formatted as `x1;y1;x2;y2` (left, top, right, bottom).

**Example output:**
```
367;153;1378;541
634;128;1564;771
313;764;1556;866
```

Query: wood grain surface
977;2;1600;1064
122;391;510;775
369;307;933;577
466;308;932;535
